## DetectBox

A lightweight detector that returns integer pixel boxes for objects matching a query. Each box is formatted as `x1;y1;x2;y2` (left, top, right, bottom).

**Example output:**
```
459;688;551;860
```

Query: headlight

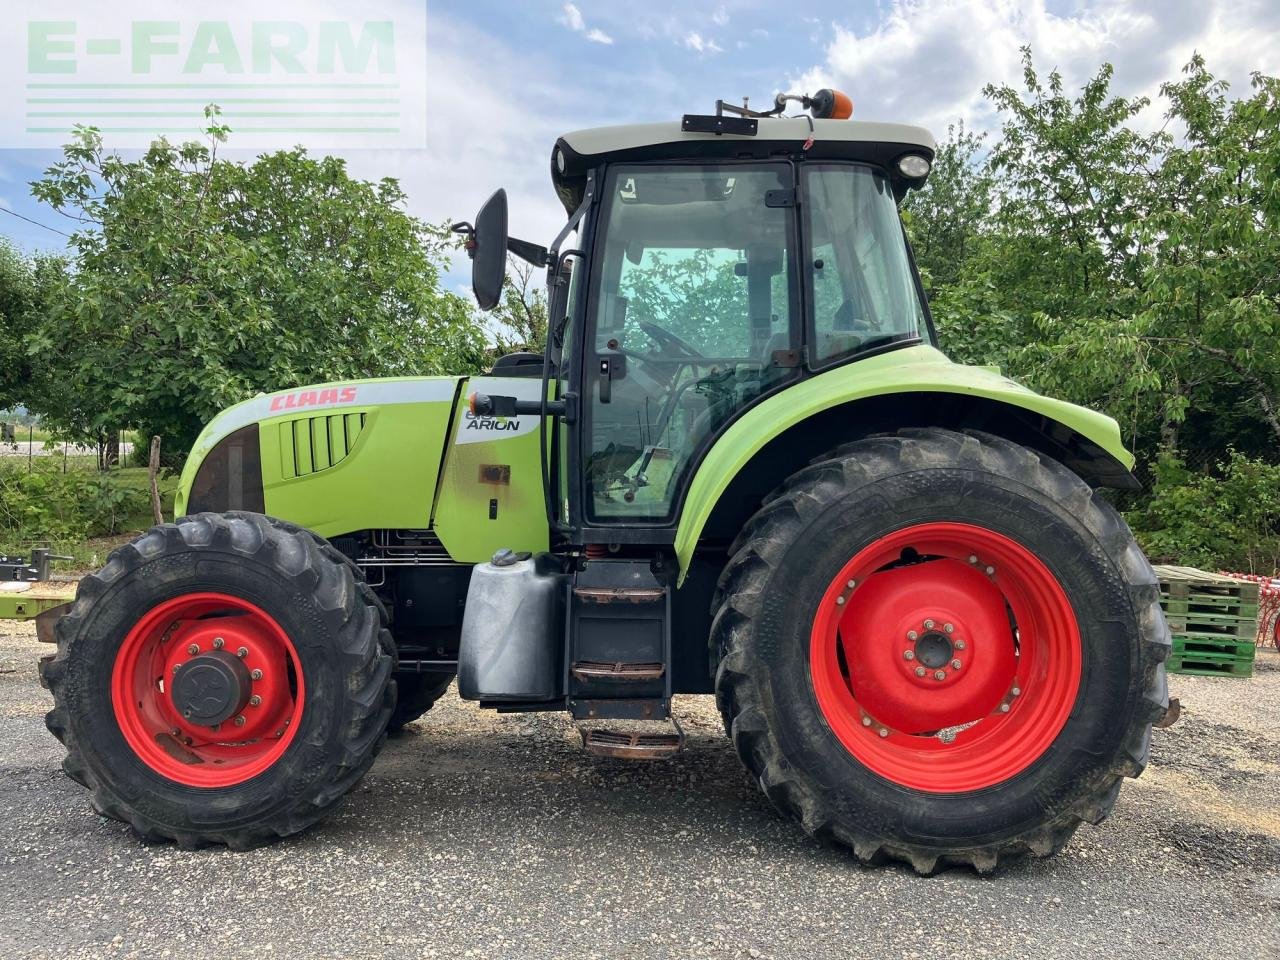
897;154;931;179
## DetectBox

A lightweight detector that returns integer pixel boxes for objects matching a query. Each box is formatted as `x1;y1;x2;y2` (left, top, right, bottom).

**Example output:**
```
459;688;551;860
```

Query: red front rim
111;592;304;788
810;522;1082;793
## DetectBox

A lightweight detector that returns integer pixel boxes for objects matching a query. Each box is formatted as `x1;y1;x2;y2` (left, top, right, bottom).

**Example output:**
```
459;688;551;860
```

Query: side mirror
470;189;508;312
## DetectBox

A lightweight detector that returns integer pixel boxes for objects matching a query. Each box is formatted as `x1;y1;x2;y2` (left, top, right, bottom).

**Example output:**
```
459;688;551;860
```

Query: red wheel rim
810;522;1082;793
111;592;304;788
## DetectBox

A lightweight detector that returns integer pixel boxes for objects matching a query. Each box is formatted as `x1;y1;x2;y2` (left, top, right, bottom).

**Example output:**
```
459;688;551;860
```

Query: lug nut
186;643;199;656
237;647;249;658
954;639;966;650
915;666;926;677
836;596;845;606
1011;687;1021;697
903;650;915;661
968;555;978;564
943;623;954;634
249;695;262;707
985;565;995;575
861;716;872;727
924;618;935;630
172;664;180;675
951;659;963;670
934;670;946;681
234;715;246;727
999;703;1010;713
251;668;263;681
907;630;919;641
847;579;856;589
212;637;224;649
878;728;889;738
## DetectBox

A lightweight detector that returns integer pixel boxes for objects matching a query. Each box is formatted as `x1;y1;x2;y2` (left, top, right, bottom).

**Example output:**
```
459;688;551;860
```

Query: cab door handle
596;352;627;404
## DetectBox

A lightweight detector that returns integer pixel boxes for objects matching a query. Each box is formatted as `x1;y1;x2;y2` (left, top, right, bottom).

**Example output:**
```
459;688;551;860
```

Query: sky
1;0;1277;292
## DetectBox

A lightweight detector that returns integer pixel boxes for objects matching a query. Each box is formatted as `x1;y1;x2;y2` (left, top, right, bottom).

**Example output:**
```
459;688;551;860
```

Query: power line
0;205;72;239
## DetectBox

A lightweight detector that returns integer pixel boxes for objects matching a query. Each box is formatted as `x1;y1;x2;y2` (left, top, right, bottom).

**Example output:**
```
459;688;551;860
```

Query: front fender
673;344;1134;580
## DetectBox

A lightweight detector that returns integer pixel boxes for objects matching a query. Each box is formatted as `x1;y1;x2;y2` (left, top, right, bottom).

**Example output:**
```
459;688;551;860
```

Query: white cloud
712;5;729;27
794;0;1280;136
684;32;723;54
559;3;614;45
559;3;586;32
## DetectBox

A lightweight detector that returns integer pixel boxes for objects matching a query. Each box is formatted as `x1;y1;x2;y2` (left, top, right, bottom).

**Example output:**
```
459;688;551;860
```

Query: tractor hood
176;376;463;533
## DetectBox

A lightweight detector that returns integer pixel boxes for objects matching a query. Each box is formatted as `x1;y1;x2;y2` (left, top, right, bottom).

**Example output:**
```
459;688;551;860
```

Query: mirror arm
449;221;476;258
507;236;551;267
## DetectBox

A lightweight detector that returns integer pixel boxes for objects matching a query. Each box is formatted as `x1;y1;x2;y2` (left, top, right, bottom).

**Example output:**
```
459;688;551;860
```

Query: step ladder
567;559;682;758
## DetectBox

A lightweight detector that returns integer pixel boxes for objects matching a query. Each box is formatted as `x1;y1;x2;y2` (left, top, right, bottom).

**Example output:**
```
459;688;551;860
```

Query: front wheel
711;429;1169;873
41;512;395;849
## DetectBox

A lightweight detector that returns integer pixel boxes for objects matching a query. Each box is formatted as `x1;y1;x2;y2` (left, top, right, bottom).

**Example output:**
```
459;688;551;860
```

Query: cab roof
551;117;936;213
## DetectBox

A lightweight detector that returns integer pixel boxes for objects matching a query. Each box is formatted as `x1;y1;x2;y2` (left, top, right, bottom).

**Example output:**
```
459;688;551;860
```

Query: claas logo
269;386;358;412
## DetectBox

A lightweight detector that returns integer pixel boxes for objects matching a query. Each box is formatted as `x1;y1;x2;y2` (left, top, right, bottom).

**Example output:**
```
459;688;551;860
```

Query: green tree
928;50;1279;459
27;109;488;451
0;241;62;413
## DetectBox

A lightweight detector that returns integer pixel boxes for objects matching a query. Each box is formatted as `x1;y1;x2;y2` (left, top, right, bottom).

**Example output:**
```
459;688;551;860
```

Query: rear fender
674;345;1136;582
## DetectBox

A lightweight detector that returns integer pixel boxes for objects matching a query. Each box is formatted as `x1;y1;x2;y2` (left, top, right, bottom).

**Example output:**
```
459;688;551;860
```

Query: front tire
711;429;1169;873
41;512;395;850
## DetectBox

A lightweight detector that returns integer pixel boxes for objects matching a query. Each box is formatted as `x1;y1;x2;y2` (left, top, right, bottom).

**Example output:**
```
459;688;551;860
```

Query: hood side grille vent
279;413;366;479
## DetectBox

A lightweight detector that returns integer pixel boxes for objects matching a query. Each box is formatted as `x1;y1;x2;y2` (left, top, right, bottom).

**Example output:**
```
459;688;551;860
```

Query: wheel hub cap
172;650;252;727
913;630;952;669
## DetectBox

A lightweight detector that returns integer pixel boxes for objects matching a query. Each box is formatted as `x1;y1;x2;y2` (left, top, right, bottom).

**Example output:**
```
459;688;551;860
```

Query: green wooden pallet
1168;654;1254;678
1161;595;1260;620
1164;612;1259;639
1172;636;1255;660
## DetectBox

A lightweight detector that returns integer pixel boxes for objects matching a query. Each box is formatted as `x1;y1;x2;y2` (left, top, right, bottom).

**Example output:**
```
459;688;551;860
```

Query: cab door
576;161;800;532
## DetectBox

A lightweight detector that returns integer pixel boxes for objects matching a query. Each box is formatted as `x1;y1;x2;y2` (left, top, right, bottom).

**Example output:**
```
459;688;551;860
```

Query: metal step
571;660;665;682
573;585;665;604
580;722;684;760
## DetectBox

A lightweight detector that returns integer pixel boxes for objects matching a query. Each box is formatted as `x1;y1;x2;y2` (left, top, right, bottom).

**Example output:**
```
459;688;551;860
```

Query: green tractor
41;91;1169;873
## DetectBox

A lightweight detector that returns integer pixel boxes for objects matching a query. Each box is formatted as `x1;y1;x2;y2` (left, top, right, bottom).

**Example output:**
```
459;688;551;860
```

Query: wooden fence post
148;436;164;525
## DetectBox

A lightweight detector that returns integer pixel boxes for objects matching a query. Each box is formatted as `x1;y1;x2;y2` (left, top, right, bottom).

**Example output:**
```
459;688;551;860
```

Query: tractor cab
450;93;942;749
463;93;937;540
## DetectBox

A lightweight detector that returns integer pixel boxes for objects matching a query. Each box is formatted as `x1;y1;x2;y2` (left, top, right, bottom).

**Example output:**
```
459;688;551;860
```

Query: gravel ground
1;621;1277;960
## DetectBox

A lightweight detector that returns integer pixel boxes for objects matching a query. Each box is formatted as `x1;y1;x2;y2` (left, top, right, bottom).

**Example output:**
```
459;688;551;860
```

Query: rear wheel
41;512;395;849
711;428;1169;873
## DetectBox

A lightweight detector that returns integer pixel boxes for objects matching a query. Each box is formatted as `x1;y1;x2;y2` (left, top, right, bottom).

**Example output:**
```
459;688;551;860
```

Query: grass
0;467;179;575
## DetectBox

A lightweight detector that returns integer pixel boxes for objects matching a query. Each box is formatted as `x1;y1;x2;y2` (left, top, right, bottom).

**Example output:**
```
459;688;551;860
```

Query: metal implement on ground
38;89;1170;874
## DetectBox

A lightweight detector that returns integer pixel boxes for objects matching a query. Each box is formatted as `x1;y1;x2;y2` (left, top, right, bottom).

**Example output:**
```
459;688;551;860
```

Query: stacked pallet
1153;565;1261;677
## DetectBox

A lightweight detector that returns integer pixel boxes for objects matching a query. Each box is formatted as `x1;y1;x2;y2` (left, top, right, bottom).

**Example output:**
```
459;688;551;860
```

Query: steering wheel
636;319;704;360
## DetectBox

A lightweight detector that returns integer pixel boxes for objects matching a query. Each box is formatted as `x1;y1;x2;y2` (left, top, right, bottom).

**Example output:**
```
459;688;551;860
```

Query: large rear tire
711;429;1169;873
40;512;395;850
